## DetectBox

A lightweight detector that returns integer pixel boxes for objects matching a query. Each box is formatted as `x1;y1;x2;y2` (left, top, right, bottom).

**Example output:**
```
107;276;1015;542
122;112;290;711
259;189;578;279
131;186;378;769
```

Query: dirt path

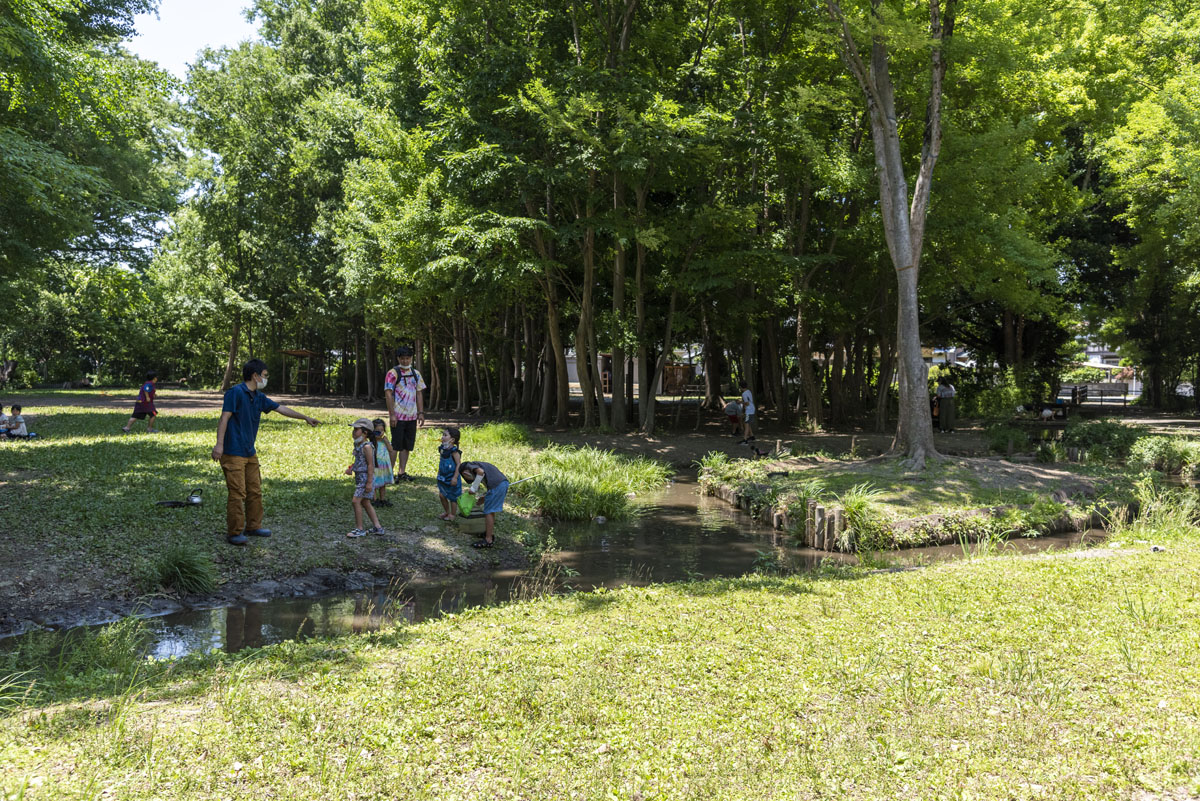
17;389;1003;467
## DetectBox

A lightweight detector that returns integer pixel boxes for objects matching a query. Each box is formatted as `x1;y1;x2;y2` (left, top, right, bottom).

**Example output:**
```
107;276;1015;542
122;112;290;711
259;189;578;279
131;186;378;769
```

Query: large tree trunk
701;305;723;409
575;184;599;428
826;0;955;468
221;312;241;391
454;317;469;413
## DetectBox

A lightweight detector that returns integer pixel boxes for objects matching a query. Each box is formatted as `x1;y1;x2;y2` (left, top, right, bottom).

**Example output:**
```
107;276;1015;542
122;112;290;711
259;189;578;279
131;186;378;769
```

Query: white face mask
256;377;268;389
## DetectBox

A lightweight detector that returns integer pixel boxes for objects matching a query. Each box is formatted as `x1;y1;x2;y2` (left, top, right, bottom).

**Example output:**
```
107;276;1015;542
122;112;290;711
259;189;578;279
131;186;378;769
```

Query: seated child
436;427;462;521
371;418;396;506
5;405;29;438
459;459;508;548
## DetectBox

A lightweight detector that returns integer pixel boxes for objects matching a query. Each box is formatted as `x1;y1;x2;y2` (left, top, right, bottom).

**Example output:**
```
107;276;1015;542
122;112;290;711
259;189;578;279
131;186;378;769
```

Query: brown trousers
220;454;263;537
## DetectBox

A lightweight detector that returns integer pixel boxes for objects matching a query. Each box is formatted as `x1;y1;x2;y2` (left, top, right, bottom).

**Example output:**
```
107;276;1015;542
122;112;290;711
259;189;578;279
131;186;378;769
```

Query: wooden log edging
700;474;1117;553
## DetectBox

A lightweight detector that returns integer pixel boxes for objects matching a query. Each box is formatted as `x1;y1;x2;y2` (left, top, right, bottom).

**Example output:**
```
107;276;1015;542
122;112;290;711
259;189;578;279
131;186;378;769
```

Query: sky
127;0;261;79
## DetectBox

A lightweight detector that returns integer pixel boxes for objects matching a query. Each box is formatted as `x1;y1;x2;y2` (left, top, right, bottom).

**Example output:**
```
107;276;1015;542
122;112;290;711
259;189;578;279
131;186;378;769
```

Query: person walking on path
122;371;159;433
384;345;426;481
211;358;320;546
936;376;957;433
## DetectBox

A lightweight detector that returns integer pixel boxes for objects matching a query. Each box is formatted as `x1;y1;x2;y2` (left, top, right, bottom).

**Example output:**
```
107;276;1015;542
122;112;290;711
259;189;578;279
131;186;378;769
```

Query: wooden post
824;513;836;552
813;506;826;550
833;508;845;552
806;500;817;547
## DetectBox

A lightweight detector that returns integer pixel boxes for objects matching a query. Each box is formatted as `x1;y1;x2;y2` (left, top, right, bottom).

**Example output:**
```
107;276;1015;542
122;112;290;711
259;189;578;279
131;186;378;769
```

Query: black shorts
391;419;417;452
131;411;154;420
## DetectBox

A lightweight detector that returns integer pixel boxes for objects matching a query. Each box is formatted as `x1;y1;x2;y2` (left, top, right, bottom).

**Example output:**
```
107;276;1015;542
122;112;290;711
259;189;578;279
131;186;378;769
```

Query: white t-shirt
936;384;956;399
741;390;755;416
8;415;27;436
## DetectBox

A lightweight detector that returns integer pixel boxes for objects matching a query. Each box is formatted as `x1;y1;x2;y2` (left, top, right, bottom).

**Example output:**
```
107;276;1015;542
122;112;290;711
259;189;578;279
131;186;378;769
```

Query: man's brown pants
220;454;263;537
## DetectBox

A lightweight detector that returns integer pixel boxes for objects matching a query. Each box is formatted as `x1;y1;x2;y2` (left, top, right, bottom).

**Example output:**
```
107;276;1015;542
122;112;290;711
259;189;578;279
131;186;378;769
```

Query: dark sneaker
472;539;494;549
227;533;249;546
368;526;386;536
244;528;272;537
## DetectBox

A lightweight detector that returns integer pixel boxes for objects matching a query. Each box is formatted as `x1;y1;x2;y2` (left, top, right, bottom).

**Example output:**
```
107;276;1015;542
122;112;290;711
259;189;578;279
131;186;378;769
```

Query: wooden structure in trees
281;349;323;395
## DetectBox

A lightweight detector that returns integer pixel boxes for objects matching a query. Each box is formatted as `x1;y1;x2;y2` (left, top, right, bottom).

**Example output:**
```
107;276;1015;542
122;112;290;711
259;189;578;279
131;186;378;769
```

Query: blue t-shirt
221;383;280;457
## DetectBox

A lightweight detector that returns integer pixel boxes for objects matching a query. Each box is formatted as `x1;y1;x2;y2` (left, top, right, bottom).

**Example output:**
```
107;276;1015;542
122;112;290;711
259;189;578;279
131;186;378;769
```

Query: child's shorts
481;480;509;515
727;414;739;425
744;413;756;427
131;412;155;420
353;472;375;500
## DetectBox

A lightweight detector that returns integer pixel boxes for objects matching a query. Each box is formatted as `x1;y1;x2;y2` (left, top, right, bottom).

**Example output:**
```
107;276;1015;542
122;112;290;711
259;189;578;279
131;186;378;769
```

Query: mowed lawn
4;515;1200;799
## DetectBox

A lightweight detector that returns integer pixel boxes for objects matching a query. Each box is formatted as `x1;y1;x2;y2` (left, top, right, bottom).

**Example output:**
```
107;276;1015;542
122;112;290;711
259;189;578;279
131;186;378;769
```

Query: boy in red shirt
122;371;159;434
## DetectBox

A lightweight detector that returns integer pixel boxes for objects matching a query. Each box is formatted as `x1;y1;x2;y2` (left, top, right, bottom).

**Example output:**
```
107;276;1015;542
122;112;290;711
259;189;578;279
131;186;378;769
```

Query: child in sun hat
344;418;385;538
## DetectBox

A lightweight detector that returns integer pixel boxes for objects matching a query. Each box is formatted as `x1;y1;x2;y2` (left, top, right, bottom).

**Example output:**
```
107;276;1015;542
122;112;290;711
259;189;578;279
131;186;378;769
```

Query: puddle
8;476;1110;657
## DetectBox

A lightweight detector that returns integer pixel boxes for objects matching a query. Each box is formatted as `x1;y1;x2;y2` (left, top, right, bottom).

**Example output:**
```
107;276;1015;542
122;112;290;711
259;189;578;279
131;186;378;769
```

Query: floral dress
352;440;374;500
373;442;394;488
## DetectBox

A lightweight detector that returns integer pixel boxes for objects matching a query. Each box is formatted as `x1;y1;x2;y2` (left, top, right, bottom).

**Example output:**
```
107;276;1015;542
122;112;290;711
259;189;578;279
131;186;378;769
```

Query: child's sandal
346;529;367;539
472;539;494;549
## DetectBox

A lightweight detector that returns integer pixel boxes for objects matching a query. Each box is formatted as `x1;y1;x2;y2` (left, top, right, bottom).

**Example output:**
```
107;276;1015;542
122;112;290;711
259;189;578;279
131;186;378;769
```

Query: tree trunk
575;201;598;428
611;176;628;431
454;318;469;413
365;334;380;401
539;340;555;425
874;335;896;433
827;0;954;467
701;305;723;409
221;312;241;392
641;290;679;435
829;333;846;424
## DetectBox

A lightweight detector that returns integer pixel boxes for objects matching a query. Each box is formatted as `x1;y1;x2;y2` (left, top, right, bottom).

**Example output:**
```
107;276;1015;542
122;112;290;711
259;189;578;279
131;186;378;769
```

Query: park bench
1085;382;1129;406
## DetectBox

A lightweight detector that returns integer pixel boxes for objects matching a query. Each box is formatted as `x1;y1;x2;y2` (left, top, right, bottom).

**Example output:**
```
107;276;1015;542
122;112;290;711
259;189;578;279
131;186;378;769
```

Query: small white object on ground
593;516;607;524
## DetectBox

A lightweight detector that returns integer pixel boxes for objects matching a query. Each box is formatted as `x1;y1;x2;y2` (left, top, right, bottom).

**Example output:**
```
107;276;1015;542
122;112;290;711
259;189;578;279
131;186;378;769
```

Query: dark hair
242;359;268;381
739;380;748;389
145;370;157;381
395;345;413;359
372;418;386;429
355;425;379;444
443;426;460;445
10;405;21;413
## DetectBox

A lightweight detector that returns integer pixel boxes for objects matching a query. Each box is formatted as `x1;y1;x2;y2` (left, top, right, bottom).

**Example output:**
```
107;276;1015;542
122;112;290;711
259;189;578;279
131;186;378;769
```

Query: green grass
5;502;1200;798
0;404;668;612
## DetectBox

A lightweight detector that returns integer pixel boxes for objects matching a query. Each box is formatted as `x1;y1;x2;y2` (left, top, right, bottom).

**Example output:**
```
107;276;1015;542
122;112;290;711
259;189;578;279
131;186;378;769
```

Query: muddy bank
0;530;529;640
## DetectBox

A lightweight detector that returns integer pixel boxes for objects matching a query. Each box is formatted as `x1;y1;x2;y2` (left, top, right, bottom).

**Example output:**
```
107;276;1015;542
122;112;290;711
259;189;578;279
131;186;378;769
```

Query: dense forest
3;0;1199;440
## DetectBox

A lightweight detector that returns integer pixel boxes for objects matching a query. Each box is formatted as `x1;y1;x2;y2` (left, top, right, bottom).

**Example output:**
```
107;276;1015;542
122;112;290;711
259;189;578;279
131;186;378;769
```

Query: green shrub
135;541;217;595
837;483;893;552
1061;366;1111;384
1061;419;1145;461
1128;436;1200;475
522;445;670;520
463;422;531;447
985;425;1029;454
967;372;1025;421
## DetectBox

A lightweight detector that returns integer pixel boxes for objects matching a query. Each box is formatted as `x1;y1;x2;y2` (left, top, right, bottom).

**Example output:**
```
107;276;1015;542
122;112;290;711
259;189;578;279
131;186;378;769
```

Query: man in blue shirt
212;358;320;545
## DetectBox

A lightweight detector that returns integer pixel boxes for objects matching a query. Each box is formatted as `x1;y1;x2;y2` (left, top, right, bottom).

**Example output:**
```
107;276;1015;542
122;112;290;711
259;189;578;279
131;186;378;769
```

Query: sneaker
368;526;386;536
120;428;131;434
226;533;249;546
244;528;272;537
374;499;393;508
346;529;367;539
472;539;494;549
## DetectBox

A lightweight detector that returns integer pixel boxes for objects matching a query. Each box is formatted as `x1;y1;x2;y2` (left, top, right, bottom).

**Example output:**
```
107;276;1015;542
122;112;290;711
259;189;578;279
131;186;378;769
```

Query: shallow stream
10;476;1108;657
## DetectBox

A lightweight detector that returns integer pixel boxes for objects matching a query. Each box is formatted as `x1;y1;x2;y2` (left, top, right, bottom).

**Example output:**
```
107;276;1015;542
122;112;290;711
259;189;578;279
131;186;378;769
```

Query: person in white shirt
739;381;756;442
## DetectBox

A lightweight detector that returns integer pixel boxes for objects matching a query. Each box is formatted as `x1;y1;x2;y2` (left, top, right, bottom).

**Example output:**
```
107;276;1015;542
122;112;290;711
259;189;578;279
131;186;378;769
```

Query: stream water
11;476;1110;657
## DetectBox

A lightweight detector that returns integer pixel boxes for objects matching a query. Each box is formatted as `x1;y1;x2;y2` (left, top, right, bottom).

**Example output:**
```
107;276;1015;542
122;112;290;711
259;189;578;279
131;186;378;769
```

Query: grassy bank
4;494;1200;799
698;451;1139;549
0;405;668;621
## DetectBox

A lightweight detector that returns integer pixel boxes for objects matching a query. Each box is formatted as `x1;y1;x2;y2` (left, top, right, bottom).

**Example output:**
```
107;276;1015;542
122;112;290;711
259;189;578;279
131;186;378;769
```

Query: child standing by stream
436;427;463;521
372;418;396;506
344;418;384;539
